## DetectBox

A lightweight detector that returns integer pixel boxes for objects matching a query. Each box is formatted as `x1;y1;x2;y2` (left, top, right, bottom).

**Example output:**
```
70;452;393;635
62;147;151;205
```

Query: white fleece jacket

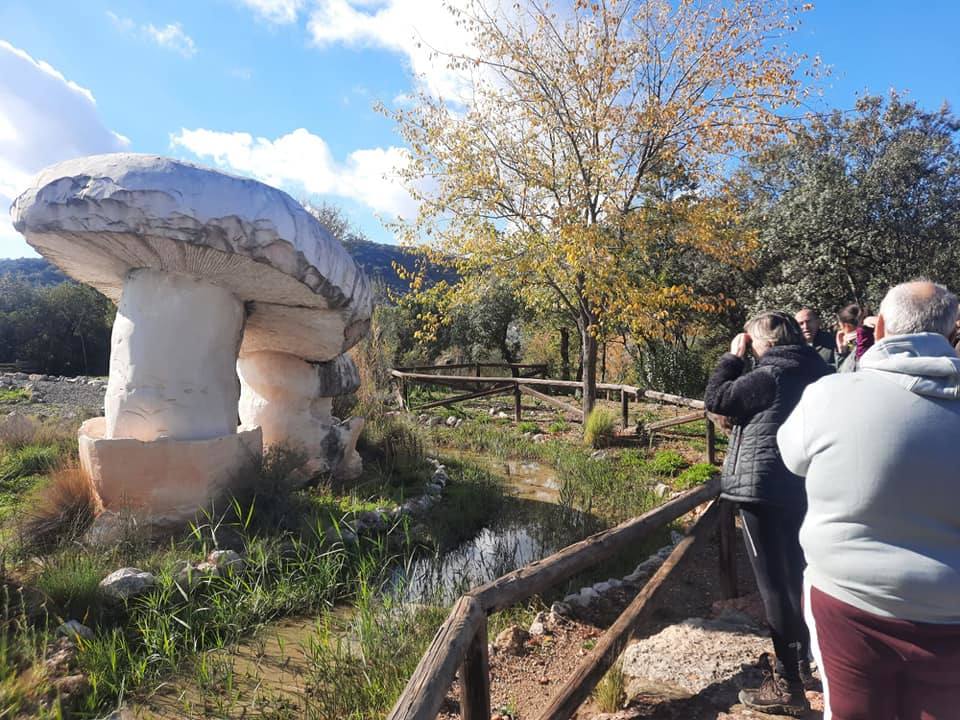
777;332;960;623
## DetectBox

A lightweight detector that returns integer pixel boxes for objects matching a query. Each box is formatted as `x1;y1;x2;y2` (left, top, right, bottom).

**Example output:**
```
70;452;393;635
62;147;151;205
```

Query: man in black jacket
795;308;836;368
705;311;832;716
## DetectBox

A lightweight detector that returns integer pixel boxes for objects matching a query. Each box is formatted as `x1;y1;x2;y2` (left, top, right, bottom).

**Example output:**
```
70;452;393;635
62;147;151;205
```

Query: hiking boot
799;659;822;692
739;657;810;717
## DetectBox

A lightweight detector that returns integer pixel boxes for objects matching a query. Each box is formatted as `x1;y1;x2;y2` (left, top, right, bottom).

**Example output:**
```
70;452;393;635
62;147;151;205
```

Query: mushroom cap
11;153;372;361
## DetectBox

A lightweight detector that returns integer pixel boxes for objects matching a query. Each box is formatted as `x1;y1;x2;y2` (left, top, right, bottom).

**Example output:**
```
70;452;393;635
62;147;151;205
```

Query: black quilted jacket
704;345;832;507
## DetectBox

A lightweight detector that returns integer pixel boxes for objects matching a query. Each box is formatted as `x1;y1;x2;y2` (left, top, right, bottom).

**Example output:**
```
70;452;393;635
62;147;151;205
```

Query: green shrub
675;462;719;489
583;407;617;449
547;420;567;434
650;450;688;476
517;421;539;434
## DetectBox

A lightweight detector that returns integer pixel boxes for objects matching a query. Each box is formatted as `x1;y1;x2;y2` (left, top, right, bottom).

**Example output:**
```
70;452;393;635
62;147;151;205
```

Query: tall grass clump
18;467;97;554
583;407;617;449
593;659;626;712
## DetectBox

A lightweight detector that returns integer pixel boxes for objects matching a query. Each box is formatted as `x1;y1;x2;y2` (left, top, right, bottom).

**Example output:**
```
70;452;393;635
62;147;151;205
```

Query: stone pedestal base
78;417;262;524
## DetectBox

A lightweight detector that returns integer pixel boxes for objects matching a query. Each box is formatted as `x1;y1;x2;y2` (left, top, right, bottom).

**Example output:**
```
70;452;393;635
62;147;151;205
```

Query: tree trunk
581;319;598;419
600;341;607;383
560;327;570;381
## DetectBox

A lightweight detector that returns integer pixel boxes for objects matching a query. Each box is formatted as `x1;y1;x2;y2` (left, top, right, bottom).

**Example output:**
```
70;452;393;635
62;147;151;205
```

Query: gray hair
878;280;959;337
744;311;805;347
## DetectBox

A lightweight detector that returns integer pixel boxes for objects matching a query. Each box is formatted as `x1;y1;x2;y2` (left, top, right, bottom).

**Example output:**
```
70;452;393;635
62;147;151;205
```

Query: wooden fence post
459;616;490;720
705;418;716;465
620;389;629;429
511;366;522;423
718;500;739;600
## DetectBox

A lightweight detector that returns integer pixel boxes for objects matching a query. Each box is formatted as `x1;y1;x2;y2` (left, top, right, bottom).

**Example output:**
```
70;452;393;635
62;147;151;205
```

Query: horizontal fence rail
392;365;713;460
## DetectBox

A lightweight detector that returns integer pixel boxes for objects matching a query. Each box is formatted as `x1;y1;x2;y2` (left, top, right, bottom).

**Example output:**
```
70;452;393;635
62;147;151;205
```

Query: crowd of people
704;280;960;719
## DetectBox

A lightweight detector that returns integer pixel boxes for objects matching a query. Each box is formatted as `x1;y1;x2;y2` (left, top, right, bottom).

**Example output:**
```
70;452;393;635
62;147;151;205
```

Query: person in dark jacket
704;311;832;716
795;308;836;367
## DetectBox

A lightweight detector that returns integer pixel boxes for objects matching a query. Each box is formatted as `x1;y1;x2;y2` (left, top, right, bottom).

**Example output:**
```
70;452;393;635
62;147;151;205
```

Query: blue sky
1;0;958;258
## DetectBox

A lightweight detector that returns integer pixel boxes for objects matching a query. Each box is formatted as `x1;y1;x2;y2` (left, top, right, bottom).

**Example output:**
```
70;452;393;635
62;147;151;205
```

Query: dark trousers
739;502;809;679
806;583;960;720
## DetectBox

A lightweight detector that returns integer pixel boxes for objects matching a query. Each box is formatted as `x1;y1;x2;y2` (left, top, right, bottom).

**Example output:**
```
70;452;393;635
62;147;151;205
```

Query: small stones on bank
561;531;687;614
99;568;156;601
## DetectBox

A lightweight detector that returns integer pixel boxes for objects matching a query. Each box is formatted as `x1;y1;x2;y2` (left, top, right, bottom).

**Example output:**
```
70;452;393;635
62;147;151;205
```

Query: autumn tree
392;0;817;417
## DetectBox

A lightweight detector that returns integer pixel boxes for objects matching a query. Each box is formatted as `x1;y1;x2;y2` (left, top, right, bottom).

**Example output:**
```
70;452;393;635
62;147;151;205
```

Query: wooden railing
387;478;737;720
391;367;716;463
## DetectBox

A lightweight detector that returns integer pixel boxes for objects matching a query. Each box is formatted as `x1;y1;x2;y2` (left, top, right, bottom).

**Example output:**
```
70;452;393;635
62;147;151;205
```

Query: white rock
100;568;156;601
653;482;672;498
593;581;614;594
207;549;244;571
445;416;458;427
528;612;548;636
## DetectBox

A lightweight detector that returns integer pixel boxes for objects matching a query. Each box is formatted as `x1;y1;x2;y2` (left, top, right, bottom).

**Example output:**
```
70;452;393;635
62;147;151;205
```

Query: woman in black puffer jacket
704;311;832;716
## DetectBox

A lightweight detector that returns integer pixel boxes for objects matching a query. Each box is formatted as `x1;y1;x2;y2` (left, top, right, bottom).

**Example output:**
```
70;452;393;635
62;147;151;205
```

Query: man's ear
875;314;886;341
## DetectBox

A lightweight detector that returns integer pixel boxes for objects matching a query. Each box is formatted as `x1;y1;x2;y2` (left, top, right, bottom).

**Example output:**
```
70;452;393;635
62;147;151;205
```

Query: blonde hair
745;311;805;348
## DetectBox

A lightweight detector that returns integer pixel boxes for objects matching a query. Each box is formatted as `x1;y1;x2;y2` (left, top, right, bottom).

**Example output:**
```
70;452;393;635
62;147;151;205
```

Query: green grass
675;462;719;489
34;551;113;625
650;449;688;476
0;444;61;482
299;590;449;719
517;420;540;434
0;388;30;405
547;420;568;433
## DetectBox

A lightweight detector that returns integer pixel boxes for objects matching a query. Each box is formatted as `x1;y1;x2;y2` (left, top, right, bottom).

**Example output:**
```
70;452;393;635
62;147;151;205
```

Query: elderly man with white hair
777;280;960;719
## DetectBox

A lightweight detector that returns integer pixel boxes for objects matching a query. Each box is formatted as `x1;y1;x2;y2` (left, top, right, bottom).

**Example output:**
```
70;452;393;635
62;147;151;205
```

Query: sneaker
739;657;810;717
798;660;822;693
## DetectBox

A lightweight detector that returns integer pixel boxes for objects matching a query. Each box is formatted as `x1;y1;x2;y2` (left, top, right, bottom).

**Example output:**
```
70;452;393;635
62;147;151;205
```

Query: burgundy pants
804;582;960;720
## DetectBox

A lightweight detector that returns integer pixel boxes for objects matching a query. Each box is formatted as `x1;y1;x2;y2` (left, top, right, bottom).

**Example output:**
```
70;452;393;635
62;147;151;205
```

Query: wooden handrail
469;479;718;613
535;499;722;720
387;595;486;720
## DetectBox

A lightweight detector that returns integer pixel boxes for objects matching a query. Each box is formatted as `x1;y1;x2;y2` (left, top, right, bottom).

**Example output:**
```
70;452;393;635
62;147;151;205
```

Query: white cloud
237;0;306;24
171;127;418;220
0;41;129;257
106;11;197;58
106;10;135;33
145;23;197;58
306;0;478;100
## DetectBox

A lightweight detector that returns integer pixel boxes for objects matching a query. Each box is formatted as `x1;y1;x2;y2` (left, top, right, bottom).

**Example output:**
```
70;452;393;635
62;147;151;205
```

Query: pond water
132;452;603;718
400;451;604;603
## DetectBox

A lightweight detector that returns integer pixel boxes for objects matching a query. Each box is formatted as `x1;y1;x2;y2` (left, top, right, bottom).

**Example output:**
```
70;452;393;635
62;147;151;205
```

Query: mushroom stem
106;268;244;442
237;350;362;478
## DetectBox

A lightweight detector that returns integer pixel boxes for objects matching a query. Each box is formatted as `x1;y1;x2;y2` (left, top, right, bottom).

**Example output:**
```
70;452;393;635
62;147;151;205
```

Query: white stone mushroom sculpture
11;153;372;522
